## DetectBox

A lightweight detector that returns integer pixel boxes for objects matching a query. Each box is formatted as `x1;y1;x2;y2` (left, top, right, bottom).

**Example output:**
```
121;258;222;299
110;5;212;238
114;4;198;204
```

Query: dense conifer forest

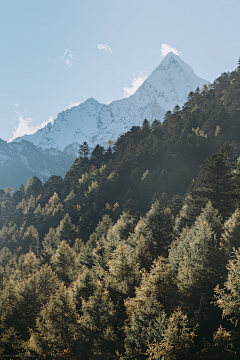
1;60;240;359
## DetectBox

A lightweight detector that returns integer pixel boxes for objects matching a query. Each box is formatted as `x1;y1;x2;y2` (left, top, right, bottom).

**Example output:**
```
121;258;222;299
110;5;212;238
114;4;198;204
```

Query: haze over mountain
12;53;208;153
0;140;77;190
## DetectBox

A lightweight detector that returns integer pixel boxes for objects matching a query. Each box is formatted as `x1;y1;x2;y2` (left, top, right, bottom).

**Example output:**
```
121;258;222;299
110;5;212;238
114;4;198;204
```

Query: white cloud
68;94;87;109
60;48;79;67
9;113;54;142
97;44;113;53
160;43;182;57
61;48;74;67
69;101;81;109
123;70;148;98
48;48;79;67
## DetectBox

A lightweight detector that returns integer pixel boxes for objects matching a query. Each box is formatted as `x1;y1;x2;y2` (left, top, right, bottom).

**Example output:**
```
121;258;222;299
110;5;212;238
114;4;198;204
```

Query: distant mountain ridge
0;140;76;190
12;52;208;153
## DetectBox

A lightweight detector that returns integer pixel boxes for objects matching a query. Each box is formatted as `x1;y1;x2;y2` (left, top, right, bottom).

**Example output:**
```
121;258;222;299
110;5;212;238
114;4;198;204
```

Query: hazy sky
1;0;240;142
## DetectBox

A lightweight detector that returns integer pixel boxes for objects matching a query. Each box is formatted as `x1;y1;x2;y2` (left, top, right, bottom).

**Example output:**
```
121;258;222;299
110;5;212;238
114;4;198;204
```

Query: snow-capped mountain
0;139;76;190
13;52;208;153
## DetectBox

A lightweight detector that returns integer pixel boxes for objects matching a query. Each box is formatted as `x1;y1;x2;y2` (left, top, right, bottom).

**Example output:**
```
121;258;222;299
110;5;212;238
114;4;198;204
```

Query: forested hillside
1;61;240;358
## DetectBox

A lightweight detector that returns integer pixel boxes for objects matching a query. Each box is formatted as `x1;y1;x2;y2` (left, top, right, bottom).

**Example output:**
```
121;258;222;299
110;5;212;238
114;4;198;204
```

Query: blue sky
1;0;240;142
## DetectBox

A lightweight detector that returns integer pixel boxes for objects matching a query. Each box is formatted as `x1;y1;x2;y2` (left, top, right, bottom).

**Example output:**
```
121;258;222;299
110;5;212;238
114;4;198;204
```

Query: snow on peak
159;52;194;74
13;56;209;152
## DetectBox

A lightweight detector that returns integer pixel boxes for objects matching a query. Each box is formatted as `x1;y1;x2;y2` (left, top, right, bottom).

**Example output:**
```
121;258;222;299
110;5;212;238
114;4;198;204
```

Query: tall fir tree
29;283;81;358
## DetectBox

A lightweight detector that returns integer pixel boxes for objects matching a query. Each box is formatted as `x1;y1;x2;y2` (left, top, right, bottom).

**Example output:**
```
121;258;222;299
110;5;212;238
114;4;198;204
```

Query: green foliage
51;240;76;284
146;308;196;360
169;202;227;294
80;282;118;358
55;212;76;247
214;247;240;326
29;283;81;358
1;59;240;357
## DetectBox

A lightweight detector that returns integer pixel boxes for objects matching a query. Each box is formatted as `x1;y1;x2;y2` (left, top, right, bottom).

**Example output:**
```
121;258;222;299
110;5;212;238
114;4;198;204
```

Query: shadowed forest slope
0;60;240;358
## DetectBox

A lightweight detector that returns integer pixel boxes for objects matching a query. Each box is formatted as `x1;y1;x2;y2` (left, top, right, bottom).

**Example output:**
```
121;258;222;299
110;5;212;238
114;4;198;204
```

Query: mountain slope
13;53;208;152
0;139;76;189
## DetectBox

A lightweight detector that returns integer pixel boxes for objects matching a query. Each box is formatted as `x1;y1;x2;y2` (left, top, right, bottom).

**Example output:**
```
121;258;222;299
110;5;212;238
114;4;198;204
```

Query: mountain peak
12;55;208;151
158;52;194;74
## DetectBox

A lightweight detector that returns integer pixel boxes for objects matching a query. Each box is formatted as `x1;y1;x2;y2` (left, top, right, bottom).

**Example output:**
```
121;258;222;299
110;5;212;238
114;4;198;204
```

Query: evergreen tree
12;184;25;207
72;266;97;313
15;251;40;280
132;234;153;271
29;283;81;358
34;192;64;237
25;176;42;199
15;264;61;340
55;212;76;247
0;324;27;357
146;308;195;360
78;141;90;159
142;119;150;132
41;227;59;264
214;247;240;326
75;241;95;272
221;208;240;253
0;279;23;335
124;291;167;359
133;200;174;257
90;144;105;167
194;325;238;360
108;241;140;298
21;225;39;255
80;282;118;359
169;202;226;295
186;144;237;222
51;240;76;284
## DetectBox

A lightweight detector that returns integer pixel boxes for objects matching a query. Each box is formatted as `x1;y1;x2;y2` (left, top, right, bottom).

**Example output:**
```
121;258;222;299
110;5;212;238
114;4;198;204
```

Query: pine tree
15;264;61;340
21;225;39;255
132;234;153;271
78;141;90;159
124;291;167;360
80;282;118;359
15;251;40;280
72;266;97;314
0;278;23;335
194;325;238;360
41;227;59;264
29;283;81;358
133;200;174;257
25;176;42;199
34;192;64;237
51;240;76;284
214;247;240;326
186;143;237;222
146;308;195;360
90;144;105;167
169;202;227;295
142;119;150;132
0;324;27;357
75;241;94;272
221;208;240;253
55;213;76;247
108;241;140;298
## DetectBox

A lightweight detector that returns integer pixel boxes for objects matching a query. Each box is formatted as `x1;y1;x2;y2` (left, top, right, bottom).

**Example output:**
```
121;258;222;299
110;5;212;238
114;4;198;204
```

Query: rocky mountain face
0;140;76;190
13;52;208;153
